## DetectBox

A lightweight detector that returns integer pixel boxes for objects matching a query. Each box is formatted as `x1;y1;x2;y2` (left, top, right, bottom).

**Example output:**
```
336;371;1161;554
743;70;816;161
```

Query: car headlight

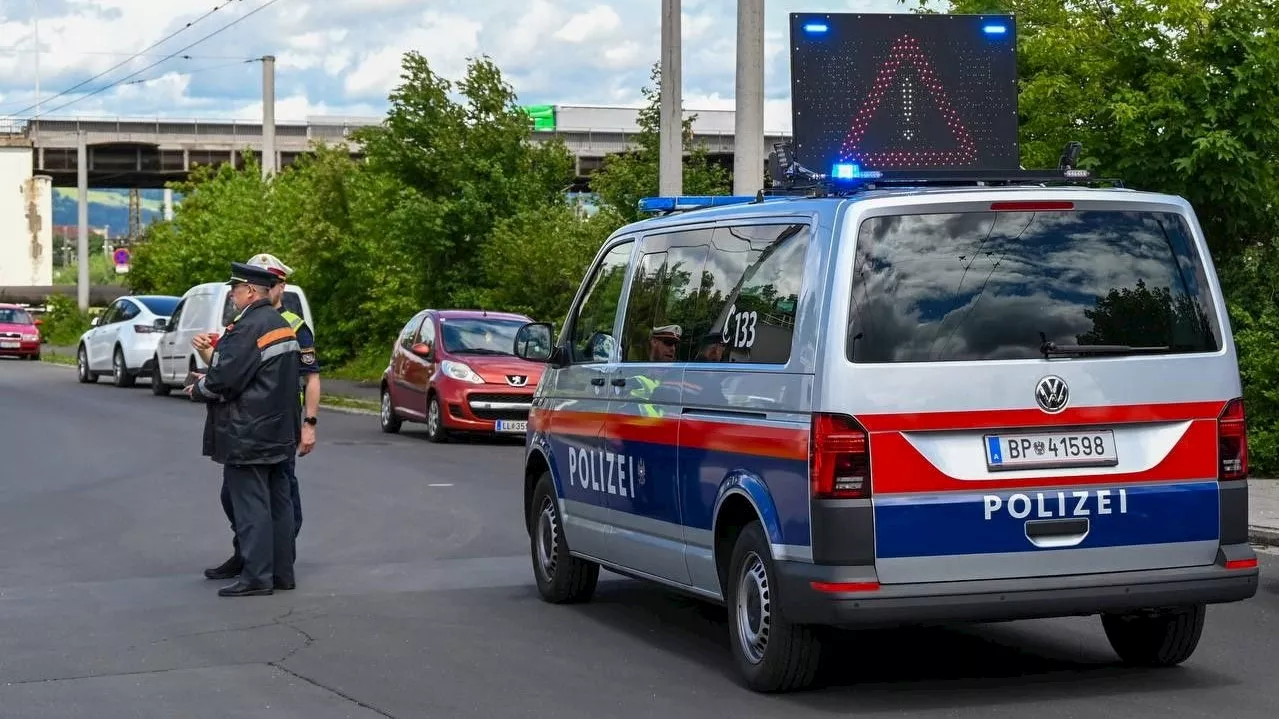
440;360;484;384
22;333;38;341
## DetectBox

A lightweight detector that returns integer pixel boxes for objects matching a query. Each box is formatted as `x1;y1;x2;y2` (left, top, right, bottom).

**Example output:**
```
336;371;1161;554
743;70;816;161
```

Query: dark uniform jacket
190;298;301;465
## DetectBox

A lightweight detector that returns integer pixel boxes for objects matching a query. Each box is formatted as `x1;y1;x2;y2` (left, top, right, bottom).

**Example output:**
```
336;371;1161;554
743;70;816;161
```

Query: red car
379;309;547;442
0;304;43;360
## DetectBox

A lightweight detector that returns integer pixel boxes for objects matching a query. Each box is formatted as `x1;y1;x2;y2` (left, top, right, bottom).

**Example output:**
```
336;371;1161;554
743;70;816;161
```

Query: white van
149;281;314;395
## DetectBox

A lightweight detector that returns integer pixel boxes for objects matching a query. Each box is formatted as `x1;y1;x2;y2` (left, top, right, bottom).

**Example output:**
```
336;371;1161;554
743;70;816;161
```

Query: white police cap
246;252;294;279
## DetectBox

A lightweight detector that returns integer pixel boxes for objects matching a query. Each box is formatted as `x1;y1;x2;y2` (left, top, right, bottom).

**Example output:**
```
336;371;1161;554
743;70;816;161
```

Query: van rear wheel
1101;604;1206;666
727;521;822;692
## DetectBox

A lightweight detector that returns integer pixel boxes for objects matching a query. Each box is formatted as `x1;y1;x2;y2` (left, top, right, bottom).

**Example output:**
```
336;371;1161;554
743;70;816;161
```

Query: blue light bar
802;22;828;33
830;163;882;181
637;195;761;214
982;24;1008;35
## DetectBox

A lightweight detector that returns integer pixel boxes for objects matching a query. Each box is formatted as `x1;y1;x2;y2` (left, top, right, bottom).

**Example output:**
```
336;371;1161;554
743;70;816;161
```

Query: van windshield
846;209;1222;363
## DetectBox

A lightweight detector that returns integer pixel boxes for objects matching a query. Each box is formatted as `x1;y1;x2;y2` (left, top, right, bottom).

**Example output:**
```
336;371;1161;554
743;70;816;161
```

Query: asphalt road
1;357;1276;719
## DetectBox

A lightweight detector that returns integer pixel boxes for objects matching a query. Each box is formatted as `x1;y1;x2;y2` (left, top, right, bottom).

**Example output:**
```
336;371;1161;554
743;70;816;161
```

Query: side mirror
513;322;554;362
410;342;433;359
33;318;42;326
90;316;100;327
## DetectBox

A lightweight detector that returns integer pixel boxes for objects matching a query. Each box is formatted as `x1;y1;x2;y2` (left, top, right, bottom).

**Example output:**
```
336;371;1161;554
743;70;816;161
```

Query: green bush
39;295;94;347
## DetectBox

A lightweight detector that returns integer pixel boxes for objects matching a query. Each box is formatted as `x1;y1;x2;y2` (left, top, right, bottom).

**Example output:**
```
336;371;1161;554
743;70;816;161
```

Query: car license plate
0;341;19;349
496;420;528;433
985;430;1118;471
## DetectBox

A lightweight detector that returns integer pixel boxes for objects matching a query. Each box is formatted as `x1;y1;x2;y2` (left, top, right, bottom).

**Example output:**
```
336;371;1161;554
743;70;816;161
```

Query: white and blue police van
508;161;1259;692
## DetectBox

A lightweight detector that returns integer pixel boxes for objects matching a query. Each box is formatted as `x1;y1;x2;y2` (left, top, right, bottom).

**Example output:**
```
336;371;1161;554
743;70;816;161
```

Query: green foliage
589;62;731;224
39;294;94;346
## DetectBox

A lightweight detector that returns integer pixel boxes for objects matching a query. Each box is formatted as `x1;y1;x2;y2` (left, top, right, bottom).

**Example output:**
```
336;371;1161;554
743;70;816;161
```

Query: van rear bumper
775;544;1260;628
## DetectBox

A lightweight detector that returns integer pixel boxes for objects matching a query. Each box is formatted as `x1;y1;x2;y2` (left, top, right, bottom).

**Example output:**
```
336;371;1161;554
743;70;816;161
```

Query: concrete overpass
11;105;791;189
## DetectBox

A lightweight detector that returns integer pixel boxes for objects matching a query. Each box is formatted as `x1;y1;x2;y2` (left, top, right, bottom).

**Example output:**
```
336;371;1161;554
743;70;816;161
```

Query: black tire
32;351;40;361
726;521;822;692
528;473;598;603
112;346;135;388
425;393;449;443
1102;604;1206;667
379;386;402;433
151;357;171;396
76;345;97;383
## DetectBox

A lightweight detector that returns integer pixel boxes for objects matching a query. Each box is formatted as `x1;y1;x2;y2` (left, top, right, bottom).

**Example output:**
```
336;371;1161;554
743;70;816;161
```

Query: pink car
0;304;43;360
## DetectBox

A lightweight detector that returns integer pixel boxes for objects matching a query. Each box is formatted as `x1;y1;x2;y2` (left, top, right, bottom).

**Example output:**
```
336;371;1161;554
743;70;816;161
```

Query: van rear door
837;196;1241;584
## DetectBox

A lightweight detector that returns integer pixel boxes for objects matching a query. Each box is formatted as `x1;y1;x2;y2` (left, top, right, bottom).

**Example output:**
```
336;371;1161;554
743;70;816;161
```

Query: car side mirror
33;318;42;326
410;342;434;360
90;316;100;327
513;322;554;363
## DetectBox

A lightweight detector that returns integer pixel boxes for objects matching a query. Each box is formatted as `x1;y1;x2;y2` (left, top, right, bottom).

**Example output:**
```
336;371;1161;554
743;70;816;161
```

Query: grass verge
41;352;77;367
319;394;380;414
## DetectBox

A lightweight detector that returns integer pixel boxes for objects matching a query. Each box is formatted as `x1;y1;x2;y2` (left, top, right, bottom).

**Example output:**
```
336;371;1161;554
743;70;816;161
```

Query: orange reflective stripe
256;326;296;349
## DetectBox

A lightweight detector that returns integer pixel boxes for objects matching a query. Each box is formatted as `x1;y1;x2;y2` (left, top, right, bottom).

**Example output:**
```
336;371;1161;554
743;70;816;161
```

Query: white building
0;137;53;287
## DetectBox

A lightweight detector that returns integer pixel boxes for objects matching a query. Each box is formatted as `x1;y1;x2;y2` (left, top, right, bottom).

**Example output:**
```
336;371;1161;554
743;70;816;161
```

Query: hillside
51;188;174;235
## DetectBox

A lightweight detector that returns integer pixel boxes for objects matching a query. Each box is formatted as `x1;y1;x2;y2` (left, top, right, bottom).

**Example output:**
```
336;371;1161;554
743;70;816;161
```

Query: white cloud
553;6;621;43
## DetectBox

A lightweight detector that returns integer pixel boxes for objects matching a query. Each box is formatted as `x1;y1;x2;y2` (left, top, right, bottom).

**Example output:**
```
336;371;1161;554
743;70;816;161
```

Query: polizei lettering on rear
567;446;636;498
983;488;1128;520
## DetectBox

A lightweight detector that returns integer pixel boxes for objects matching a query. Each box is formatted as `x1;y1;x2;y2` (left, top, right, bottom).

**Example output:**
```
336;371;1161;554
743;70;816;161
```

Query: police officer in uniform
200;252;319;581
187;262;300;596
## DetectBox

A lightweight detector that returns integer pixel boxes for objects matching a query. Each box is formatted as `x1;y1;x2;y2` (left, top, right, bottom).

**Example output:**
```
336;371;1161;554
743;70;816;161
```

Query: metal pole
32;1;39;120
77;130;88;311
262;55;275;178
658;0;682;196
734;0;765;196
163;188;174;220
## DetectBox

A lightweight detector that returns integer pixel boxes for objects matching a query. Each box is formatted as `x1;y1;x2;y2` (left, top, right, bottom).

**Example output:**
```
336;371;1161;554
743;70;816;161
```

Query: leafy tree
589;62;732;224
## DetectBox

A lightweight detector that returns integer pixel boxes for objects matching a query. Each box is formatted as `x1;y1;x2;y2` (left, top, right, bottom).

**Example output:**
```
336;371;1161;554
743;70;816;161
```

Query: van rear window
846;209;1222;363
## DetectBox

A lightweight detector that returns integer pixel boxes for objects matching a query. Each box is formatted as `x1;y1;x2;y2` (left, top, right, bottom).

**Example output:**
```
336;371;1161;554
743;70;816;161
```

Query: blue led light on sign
982;24;1007;35
803;22;829;33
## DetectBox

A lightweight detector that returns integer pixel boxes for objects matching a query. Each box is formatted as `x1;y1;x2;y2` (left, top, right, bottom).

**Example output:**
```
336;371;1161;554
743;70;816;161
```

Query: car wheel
529;472;598;603
151;356;171;396
1102;605;1206;667
425;394;449;443
77;345;96;383
112;346;136;388
727;521;822;692
380;386;402;433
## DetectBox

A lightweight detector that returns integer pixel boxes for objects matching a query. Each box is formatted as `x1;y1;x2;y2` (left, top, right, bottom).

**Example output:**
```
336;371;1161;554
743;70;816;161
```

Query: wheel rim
113;353;123;379
535;496;559;582
77;349;87;378
427;399;440;435
381;391;392;425
735;551;771;665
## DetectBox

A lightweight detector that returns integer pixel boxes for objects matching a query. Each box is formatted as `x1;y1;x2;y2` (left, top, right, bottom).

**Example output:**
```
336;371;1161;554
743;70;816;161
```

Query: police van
509;166;1258;692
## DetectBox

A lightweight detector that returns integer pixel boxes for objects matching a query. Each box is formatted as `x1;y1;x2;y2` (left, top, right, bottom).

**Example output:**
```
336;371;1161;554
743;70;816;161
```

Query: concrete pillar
659;0;682;196
0;140;51;286
262;55;276;178
23;175;52;286
163;189;174;221
733;0;765;196
77;130;88;311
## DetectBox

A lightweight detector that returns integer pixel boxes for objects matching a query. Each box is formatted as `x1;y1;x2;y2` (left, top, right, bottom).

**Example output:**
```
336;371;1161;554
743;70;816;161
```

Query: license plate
496;420;528;433
985;430;1118;471
0;341;19;349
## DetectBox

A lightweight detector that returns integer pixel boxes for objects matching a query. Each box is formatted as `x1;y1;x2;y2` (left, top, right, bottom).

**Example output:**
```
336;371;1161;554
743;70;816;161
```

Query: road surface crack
269;664;398;718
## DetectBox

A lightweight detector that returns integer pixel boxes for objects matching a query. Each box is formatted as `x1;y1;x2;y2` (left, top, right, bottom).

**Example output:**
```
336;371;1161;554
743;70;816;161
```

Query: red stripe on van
869;418;1219;494
531;408;809;461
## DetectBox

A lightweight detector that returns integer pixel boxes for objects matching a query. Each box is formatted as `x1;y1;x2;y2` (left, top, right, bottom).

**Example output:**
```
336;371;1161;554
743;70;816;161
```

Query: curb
1249;525;1278;547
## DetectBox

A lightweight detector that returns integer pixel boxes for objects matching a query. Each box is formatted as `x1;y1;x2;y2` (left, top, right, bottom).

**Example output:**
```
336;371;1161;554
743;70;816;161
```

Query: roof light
990;201;1075;211
983;24;1008;35
637;195;761;214
830;163;882;182
803;22;829;33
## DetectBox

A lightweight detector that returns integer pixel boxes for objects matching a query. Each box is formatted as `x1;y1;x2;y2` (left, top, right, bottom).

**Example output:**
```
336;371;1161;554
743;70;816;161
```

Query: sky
0;0;914;133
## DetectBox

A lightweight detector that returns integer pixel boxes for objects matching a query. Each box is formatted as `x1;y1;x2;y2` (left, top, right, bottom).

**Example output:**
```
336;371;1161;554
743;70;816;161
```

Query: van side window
696;223;810;364
167;300;185;330
568;240;634;364
620;229;712;363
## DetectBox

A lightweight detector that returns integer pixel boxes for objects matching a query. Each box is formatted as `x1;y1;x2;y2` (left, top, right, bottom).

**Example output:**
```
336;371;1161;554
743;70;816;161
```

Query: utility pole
659;0;682;196
77;130;88;311
32;0;39;142
734;0;765;196
261;55;276;178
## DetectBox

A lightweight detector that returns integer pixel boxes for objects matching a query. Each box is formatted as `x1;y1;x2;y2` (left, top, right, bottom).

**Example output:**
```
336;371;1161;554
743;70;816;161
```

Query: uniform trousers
223;461;296;587
222;455;301;561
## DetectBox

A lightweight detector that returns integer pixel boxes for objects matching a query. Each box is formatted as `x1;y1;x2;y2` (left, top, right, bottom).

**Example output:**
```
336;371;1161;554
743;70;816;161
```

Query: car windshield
846;208;1222;363
137;296;180;316
440;317;526;355
0;308;33;324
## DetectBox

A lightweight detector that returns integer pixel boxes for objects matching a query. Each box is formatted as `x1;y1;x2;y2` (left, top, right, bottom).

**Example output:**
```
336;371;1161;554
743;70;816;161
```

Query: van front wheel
727;521;822;692
528;473;597;603
1101;604;1206;666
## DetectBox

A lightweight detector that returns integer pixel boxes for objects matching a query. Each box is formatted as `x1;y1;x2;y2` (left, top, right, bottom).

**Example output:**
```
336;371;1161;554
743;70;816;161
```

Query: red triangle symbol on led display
837;34;978;169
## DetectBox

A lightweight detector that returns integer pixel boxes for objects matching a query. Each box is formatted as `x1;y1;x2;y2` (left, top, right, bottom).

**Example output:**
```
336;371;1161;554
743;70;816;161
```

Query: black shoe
218;580;274;597
273;578;296;591
204;555;243;580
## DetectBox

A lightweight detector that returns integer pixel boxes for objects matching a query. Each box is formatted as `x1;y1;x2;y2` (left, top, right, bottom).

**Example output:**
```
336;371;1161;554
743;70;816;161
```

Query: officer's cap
246;252;293;279
226;261;281;289
651;324;682;339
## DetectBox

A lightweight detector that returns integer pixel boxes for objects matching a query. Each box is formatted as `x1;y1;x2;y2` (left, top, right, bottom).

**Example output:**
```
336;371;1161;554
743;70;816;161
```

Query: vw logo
1035;375;1070;413
506;375;528;387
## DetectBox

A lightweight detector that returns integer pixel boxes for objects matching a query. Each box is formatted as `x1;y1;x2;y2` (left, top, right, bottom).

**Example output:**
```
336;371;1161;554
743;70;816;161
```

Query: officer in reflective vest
201;253;320;582
628;324;681;418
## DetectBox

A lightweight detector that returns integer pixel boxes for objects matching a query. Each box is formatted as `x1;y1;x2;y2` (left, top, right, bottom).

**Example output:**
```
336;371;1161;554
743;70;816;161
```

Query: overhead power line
29;0;285;121
4;0;241;119
120;58;262;87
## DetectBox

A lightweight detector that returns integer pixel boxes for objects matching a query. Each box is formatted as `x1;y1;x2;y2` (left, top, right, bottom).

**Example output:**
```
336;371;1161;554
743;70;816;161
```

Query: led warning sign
788;13;1019;174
